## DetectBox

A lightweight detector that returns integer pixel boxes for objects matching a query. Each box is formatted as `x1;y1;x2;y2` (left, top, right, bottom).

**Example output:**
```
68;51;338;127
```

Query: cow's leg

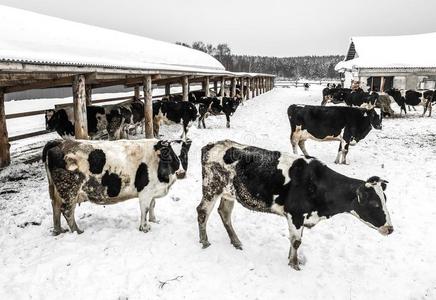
225;114;231;128
61;200;82;234
218;195;242;250
153;121;160;138
148;198;159;223
197;193;220;248
139;192;153;232
202;116;207;129
286;213;303;270
341;142;350;164
334;142;343;164
49;184;68;235
412;105;416;111
290;130;299;155
298;140;309;156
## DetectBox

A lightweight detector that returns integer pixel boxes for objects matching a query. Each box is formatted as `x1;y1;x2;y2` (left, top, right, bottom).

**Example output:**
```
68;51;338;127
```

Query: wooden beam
230;78;236;97
240;77;245;100
247;78;251;99
86;85;92;105
0;89;10;168
204;77;210;97
4;76;75;93
220;77;226;97
182;76;189;101
143;76;153;138
72;75;88;139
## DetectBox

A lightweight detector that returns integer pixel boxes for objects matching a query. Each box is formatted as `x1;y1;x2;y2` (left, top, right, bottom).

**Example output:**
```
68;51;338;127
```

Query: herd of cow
322;86;436;117
41;85;399;270
45;90;242;141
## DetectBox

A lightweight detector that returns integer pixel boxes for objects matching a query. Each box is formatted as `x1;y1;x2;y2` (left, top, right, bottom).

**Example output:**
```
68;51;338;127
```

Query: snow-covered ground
1;86;436;299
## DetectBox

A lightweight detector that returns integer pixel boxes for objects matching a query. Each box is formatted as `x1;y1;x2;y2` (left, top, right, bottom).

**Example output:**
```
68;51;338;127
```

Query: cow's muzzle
378;225;394;236
176;170;186;179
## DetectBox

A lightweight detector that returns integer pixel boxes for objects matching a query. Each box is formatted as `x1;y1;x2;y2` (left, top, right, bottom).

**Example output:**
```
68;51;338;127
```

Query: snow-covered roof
0;5;226;75
230;72;276;78
335;32;436;71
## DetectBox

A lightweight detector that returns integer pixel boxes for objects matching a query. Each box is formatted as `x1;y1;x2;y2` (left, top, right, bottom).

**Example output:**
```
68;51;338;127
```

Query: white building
335;32;436;91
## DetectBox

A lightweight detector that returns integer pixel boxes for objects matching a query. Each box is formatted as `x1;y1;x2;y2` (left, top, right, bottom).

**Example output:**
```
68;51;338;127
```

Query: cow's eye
369;199;380;208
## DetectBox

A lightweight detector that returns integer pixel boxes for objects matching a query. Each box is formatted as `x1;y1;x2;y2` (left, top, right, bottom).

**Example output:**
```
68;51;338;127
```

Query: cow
42;138;192;235
45;105;107;139
423;90;435;117
106;100;145;140
288;105;382;164
152;100;198;139
321;88;352;105
376;94;395;117
196;97;241;129
386;89;426;115
197;140;393;270
345;90;378;108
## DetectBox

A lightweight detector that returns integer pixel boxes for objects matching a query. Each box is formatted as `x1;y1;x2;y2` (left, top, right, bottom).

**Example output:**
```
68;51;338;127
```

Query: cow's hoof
232;243;243;250
289;261;301;271
334;160;339;164
149;218;160;224
201;240;211;249
76;229;84;234
52;228;68;236
139;224;151;233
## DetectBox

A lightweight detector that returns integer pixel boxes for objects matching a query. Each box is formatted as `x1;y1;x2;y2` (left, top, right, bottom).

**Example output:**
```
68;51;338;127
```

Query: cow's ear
289;158;307;186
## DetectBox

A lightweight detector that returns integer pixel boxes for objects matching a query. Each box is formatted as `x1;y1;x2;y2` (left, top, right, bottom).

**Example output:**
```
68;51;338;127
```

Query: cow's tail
287;104;297;126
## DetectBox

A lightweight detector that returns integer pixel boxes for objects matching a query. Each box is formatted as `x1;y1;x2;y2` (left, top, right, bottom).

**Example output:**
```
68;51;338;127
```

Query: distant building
335;32;436;91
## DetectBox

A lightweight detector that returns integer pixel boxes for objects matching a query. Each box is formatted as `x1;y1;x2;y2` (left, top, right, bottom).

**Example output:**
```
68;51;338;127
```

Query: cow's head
106;108;123;140
45;109;56;131
365;108;382;130
170;138;192;177
154;140;190;181
351;176;393;236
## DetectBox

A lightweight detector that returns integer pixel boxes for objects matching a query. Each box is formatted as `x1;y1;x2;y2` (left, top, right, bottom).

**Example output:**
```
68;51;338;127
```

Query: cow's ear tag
363;112;368;117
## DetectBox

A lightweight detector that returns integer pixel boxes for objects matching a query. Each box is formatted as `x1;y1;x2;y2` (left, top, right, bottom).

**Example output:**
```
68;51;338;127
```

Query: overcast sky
1;0;436;57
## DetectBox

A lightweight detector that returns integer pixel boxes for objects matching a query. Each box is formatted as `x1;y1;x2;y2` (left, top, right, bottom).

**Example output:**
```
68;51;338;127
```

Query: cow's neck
314;168;362;218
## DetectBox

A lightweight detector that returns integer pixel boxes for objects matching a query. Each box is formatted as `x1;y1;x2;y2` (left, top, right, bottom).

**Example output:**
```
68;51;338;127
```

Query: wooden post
85;85;92;105
240;77;245;100
0;89;10;168
380;76;385;92
220;77;226;97
247;77;251;99
165;83;171;96
231;78;236;97
72;75;88;139
143;76;153;138
214;80;218;94
251;79;255;98
204;77;210;97
134;85;140;99
182;76;189;101
256;78;259;96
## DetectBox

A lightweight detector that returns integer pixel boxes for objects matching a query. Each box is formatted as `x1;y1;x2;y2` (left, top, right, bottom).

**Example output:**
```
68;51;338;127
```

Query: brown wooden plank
0;89;11;168
182;76;189;101
144;76;153;138
9;130;50;142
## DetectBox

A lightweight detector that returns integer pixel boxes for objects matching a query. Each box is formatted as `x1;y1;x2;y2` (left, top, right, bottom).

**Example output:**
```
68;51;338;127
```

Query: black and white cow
345;90;379;108
423;90;435;117
197;140;393;270
106;100;145;140
288;105;382;164
321;88;352;105
386;89;426;115
196;97;241;129
42;138;192;235
152;100;198;139
45;106;107;139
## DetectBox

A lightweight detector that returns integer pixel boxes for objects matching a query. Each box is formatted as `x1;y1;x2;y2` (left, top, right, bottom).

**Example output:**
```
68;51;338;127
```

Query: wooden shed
0;5;275;168
335;32;436;92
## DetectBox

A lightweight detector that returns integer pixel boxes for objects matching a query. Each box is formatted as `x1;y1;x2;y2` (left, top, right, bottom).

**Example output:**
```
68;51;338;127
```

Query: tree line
176;41;344;79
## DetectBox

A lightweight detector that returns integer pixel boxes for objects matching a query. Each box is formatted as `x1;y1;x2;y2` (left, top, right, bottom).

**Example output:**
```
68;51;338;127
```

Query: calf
197;140;393;270
197;97;241;129
288;105;382;164
152;100;198;139
45;105;107;139
42;138;192;235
